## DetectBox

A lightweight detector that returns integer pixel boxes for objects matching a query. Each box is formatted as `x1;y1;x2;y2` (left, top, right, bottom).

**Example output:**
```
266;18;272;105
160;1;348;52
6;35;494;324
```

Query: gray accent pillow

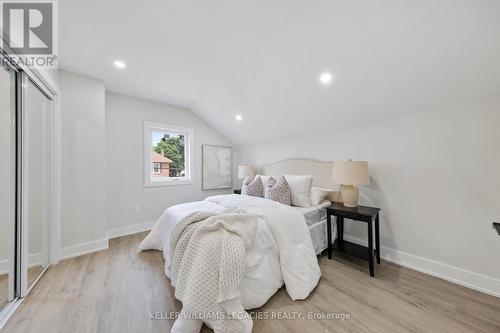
241;176;263;197
264;176;291;205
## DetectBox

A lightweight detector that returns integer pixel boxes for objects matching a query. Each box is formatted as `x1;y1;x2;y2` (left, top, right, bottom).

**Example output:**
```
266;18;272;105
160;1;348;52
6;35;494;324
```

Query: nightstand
233;189;241;194
326;203;381;277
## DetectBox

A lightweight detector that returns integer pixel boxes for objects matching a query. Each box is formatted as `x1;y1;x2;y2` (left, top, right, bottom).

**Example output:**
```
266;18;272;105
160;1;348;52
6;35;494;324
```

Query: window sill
145;179;195;187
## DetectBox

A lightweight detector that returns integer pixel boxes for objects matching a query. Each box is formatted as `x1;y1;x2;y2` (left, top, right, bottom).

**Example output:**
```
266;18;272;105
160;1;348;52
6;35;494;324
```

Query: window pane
151;129;186;178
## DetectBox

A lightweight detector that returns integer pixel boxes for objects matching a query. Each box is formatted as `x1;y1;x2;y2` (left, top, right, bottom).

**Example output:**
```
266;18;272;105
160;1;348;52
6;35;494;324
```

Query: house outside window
144;121;194;187
153;162;160;174
152;153;171;176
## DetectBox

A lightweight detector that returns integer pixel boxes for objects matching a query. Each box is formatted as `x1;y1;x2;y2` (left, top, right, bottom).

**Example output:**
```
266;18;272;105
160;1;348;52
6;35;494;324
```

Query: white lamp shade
332;160;369;186
238;165;256;179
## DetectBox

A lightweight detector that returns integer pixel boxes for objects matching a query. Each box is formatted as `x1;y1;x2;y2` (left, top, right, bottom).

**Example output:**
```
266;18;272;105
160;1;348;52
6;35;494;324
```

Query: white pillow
311;187;333;206
284;175;313;207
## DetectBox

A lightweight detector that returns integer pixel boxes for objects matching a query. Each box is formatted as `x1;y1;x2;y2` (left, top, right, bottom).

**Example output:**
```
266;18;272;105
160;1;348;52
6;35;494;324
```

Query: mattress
309;218;336;255
294;201;331;226
295;201;336;254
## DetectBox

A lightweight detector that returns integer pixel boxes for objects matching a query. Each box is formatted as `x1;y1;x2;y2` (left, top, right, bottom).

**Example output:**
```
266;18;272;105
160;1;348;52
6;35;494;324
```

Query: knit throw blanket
168;211;258;333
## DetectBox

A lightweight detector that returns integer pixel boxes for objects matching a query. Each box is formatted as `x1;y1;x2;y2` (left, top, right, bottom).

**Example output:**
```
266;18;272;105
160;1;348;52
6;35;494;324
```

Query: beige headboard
260;158;342;202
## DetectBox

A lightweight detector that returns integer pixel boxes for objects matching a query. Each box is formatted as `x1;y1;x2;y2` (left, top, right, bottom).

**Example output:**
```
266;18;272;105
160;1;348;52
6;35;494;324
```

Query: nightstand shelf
326;202;381;277
333;239;375;262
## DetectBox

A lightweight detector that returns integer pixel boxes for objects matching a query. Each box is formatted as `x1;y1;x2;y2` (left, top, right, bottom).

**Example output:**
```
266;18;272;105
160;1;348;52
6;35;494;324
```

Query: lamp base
341;185;359;207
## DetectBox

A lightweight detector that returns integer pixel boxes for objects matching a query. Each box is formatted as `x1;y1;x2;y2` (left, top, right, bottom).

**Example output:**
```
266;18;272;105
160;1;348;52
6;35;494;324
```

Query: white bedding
139;194;321;311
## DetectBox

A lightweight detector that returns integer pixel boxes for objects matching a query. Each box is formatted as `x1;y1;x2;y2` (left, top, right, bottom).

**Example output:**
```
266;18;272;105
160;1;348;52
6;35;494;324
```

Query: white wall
239;96;500;295
59;70;107;249
106;93;235;232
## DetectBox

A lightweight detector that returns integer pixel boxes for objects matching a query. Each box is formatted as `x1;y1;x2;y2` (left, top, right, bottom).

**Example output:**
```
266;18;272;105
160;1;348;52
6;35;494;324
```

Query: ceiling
59;0;500;145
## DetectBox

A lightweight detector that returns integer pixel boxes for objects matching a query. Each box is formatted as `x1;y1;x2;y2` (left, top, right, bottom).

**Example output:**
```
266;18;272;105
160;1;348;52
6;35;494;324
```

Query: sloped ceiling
60;0;500;145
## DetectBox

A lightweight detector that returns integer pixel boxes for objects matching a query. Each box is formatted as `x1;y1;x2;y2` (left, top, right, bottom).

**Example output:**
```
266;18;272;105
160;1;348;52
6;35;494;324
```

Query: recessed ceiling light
114;60;126;69
235;114;243;121
319;72;334;85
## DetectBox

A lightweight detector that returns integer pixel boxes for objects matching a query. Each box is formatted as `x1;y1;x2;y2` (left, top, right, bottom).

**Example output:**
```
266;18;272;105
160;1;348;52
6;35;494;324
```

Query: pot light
319;72;333;85
235;114;243;121
113;60;126;69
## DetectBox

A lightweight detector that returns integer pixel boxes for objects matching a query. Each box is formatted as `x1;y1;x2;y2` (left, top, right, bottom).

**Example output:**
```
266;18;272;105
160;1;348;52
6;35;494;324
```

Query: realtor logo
1;0;58;68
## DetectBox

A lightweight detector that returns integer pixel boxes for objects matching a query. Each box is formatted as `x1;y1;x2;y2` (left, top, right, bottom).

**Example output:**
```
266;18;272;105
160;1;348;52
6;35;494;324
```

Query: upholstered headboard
260;158;342;202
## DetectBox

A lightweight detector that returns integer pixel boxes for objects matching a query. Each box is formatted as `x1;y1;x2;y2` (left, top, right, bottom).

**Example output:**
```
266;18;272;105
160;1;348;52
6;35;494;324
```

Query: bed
261;158;341;255
139;159;340;332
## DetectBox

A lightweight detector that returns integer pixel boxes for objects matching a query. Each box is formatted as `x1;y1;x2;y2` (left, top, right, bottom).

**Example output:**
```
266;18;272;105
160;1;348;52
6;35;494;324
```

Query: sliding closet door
22;78;50;293
0;64;15;310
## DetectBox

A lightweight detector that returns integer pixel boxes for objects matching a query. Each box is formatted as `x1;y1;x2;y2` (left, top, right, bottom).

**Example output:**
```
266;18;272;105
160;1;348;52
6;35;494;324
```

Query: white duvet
139;194;321;309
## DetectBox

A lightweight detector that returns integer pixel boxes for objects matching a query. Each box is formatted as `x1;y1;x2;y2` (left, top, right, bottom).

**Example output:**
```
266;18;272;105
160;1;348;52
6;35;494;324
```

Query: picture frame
202;144;233;190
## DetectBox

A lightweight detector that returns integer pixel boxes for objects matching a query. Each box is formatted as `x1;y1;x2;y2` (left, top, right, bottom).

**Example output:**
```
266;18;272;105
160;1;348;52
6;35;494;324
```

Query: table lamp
238;165;256;185
332;160;369;207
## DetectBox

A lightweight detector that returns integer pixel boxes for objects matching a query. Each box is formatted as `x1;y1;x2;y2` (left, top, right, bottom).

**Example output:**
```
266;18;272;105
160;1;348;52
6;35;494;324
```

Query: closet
0;54;53;322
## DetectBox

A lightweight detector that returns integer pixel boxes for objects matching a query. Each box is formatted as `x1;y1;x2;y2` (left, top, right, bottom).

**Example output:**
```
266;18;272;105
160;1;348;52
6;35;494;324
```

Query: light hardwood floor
2;232;500;333
27;265;45;290
0;274;7;311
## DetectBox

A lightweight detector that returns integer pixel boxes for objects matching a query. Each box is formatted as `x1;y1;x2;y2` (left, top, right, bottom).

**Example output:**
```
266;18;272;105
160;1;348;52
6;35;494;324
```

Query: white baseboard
106;220;155;239
342;235;500;298
5;222;500;300
56;221;154;262
28;252;45;268
1;253;46;274
1;221;154;275
59;238;109;260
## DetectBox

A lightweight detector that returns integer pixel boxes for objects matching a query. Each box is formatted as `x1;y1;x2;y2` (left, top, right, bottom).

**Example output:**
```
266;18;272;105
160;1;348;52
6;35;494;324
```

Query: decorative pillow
256;175;272;188
264;176;291;205
311;187;333;206
284;174;313;207
241;176;253;195
241;176;263;197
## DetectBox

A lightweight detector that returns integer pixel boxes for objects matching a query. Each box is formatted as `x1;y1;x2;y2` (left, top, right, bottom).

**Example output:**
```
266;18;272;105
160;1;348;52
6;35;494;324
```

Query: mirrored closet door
22;78;51;292
0;54;53;320
0;58;16;315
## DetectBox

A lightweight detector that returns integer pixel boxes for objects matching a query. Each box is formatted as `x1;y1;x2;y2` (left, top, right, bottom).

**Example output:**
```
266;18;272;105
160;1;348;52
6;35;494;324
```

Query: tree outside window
152;132;185;177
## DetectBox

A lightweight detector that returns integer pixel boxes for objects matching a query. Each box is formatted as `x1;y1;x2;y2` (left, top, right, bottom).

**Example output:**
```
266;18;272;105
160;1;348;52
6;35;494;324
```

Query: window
144;121;194;186
153;162;161;174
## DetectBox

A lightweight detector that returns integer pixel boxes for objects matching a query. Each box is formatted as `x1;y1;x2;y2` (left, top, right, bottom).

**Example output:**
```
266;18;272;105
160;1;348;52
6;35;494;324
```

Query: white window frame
144;121;195;187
